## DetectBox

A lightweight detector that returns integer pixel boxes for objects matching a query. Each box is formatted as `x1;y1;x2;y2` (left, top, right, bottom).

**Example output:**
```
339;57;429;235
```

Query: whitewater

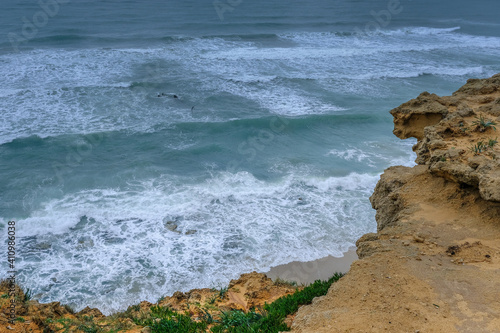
1;0;499;313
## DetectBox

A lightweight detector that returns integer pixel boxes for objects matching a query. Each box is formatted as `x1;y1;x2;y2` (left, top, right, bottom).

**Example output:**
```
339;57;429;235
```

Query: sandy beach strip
262;247;357;285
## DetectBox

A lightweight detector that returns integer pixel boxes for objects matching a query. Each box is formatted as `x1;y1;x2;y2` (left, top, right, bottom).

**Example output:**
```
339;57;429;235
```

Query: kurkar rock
290;74;500;333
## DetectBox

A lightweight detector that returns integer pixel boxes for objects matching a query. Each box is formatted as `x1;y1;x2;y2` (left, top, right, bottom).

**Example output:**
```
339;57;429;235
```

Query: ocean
1;0;499;313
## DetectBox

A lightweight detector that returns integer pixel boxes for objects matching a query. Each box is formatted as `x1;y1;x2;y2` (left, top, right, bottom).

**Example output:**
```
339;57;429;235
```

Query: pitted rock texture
291;75;500;333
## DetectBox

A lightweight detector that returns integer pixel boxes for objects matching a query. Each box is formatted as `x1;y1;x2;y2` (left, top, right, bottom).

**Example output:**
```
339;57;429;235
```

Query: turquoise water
1;0;500;313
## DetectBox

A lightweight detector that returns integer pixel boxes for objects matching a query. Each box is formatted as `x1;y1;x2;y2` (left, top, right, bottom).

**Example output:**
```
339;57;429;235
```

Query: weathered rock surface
291;74;500;332
0;272;298;332
392;73;500;202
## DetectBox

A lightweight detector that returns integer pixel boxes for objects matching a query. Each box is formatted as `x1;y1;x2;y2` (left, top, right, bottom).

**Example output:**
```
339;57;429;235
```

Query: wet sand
262;248;358;285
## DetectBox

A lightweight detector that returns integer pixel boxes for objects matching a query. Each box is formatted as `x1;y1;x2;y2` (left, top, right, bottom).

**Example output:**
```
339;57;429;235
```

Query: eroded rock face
290;74;500;333
390;73;500;202
0;272;298;333
390;92;449;140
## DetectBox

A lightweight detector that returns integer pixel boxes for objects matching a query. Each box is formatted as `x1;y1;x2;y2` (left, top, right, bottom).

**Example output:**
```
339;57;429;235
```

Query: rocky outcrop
291;74;500;332
391;74;500;201
0;272;298;333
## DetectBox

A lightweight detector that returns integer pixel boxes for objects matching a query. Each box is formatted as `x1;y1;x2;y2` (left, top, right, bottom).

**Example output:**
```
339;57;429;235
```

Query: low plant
22;287;32;303
200;308;214;325
212;309;263;332
472;115;497;132
458;122;469;133
139;306;208;333
208;294;218;305
488;137;498;148
471;141;488;154
218;287;228;299
137;273;343;333
78;323;99;333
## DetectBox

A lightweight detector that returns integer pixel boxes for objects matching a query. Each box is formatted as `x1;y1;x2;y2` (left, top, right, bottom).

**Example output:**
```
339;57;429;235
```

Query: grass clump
218;287;228;299
472;115;497;132
139;306;208;333
471;138;498;155
23;288;33;302
488;137;498;148
471;141;488;154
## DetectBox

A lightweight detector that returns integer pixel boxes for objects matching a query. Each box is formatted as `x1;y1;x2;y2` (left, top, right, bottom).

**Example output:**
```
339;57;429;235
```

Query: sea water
1;0;499;313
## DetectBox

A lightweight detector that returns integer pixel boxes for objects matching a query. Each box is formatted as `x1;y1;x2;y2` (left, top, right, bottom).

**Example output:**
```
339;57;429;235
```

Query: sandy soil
263;248;358;285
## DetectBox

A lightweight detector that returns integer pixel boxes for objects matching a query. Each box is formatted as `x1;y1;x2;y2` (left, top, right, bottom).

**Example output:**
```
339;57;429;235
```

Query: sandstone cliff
291;74;500;332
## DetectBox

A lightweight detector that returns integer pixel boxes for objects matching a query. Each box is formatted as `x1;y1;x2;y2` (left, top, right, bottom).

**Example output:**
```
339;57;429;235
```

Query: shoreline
262;247;358;285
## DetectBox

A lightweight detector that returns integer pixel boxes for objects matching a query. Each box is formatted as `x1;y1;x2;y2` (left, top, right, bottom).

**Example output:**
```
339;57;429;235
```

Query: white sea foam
1;22;493;314
7;170;379;313
1;28;500;143
328;139;417;169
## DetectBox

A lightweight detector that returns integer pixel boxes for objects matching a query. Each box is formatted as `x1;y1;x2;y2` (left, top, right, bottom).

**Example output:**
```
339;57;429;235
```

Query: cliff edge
291;74;500;333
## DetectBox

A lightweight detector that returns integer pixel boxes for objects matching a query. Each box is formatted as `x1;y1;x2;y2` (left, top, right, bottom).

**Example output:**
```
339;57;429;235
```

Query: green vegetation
136;273;343;333
22;287;33;303
488;137;498;148
138;306;208;332
471;141;488;154
208;294;219;305
211;310;263;333
472;115;497;132
218;287;228;299
458;121;470;133
471;138;498;155
6;274;343;333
